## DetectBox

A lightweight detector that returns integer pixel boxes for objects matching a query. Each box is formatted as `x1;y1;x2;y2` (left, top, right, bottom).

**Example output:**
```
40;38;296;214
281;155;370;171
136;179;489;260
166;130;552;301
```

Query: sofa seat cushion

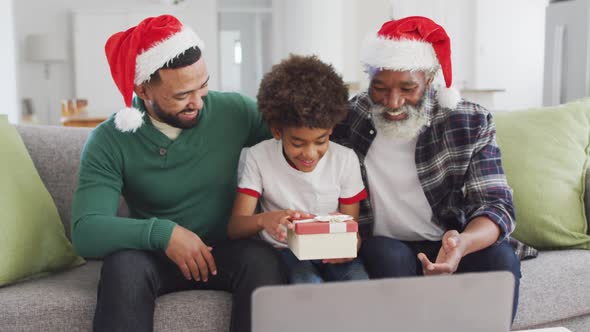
513;250;590;329
0;261;232;331
154;289;232;331
16;125;92;240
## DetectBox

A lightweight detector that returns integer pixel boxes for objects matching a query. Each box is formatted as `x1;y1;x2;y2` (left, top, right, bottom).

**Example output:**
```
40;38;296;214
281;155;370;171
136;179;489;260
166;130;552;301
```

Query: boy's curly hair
257;54;349;129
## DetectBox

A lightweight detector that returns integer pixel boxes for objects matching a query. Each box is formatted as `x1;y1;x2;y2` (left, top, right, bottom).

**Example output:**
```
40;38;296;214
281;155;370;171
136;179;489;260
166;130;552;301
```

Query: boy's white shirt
238;139;365;248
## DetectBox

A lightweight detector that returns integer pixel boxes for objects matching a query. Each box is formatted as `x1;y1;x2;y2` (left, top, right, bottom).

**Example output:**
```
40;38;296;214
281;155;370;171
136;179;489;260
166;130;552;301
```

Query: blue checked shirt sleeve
463;112;516;242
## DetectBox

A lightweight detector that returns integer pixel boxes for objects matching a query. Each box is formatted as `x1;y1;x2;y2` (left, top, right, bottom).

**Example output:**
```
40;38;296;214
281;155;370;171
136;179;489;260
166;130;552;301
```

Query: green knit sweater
71;91;269;258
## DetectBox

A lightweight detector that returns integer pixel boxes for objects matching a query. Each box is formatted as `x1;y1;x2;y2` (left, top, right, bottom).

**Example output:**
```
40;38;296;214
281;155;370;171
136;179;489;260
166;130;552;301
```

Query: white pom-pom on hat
436;86;461;109
114;107;144;133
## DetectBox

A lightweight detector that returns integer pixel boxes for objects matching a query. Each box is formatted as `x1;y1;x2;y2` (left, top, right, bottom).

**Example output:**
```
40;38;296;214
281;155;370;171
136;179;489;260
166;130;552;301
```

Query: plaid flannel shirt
333;89;538;260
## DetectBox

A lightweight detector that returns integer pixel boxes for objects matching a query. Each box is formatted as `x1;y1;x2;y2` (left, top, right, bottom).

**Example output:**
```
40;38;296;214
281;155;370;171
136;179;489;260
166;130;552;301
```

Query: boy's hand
165;225;217;282
258;209;311;242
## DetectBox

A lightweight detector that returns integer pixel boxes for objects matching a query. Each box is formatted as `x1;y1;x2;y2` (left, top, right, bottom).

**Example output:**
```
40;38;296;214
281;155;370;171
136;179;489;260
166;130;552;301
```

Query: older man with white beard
334;16;522;321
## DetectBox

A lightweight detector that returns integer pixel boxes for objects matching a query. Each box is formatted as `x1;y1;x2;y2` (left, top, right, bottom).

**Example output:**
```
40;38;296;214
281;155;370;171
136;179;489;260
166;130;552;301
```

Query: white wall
272;0;389;89
474;0;549;110
219;30;242;93
219;11;272;99
352;0;391;91
13;0;551;122
272;0;549;110
376;0;548;110
274;0;348;80
14;0;218;124
0;0;19;124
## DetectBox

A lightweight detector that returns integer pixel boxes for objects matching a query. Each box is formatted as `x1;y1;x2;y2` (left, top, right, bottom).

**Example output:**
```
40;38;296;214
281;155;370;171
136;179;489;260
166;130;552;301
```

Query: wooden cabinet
61;116;107;128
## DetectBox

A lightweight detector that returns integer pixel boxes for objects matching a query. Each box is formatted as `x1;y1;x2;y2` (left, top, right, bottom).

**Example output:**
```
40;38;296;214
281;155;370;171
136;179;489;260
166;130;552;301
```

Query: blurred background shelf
61;115;107;128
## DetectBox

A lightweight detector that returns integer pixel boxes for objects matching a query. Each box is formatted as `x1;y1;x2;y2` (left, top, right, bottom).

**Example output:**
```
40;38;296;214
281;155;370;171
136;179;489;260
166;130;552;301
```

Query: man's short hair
148;46;202;84
257;55;349;129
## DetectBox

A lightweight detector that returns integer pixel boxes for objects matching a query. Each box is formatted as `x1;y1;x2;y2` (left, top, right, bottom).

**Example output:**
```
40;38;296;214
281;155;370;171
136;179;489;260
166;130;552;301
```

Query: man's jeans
93;239;287;332
360;236;521;321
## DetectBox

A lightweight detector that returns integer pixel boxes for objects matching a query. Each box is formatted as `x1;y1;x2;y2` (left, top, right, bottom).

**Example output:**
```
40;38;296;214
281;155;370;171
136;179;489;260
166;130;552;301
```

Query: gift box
287;215;358;260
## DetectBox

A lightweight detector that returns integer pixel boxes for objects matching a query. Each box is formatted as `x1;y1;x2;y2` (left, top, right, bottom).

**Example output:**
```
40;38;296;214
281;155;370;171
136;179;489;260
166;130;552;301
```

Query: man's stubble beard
152;101;199;129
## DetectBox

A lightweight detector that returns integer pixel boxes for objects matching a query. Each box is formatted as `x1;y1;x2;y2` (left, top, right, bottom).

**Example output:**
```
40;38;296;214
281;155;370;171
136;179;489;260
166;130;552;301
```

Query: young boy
227;55;368;283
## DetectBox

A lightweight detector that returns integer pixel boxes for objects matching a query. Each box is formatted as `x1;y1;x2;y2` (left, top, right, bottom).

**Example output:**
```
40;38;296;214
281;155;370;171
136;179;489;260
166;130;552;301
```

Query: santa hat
105;15;204;132
360;16;460;109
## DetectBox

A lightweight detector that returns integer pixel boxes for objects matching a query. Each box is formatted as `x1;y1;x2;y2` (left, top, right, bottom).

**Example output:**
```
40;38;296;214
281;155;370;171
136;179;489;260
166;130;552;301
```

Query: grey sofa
1;124;589;331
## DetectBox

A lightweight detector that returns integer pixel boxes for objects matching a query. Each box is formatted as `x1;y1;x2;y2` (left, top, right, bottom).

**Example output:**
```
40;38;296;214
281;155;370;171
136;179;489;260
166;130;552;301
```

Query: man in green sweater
71;15;285;332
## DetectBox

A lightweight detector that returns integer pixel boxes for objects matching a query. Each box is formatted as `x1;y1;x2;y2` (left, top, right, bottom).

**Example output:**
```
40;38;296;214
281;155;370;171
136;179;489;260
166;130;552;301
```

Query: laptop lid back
252;271;514;332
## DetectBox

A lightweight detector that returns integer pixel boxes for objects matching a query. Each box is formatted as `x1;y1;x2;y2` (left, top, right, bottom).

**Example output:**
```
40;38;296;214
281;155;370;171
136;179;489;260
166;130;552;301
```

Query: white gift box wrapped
287;215;358;260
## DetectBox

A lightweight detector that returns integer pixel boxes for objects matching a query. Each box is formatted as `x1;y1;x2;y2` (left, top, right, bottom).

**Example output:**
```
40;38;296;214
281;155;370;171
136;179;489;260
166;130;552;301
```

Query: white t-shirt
364;133;444;241
148;115;182;140
238;139;366;247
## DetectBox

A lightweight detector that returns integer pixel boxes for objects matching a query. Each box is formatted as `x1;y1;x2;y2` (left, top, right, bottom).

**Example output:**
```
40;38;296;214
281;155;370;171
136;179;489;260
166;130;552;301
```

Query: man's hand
258;210;310;242
165;225;217;282
417;230;464;275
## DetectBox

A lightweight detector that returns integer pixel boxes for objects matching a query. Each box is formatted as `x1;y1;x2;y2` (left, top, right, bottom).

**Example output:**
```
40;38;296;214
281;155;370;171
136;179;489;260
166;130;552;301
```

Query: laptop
252;271;514;332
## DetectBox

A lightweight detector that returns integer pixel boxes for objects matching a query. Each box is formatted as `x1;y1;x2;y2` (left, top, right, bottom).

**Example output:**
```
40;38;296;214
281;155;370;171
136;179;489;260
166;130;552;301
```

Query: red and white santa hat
105;15;204;132
360;16;460;109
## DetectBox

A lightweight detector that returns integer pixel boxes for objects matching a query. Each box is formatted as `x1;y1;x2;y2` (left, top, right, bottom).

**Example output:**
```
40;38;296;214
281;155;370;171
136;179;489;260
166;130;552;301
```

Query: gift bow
293;214;353;224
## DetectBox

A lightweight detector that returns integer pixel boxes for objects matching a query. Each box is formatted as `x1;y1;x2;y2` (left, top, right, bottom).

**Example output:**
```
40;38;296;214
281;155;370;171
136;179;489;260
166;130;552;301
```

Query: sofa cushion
0;261;232;331
16;125;92;239
0;116;84;287
16;125;131;238
586;167;590;235
512;250;590;330
495;98;590;249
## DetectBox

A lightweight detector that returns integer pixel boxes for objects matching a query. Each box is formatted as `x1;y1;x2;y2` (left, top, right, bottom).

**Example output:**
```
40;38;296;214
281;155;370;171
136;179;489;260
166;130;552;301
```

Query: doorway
218;0;273;98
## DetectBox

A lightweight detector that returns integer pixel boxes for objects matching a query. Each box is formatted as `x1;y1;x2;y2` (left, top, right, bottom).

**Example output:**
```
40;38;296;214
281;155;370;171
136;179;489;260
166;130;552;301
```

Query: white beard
370;102;428;140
